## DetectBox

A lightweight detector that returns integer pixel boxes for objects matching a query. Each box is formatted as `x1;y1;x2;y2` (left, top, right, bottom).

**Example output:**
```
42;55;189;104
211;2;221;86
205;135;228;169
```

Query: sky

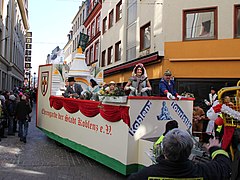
28;0;83;75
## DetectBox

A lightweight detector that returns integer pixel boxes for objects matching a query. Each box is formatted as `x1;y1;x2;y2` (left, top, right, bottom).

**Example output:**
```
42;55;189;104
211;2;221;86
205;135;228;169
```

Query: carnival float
37;48;240;175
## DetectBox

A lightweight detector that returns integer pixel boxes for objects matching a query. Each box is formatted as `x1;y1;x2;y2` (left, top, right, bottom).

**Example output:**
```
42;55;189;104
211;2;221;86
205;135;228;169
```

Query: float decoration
49;96;130;127
213;104;240;121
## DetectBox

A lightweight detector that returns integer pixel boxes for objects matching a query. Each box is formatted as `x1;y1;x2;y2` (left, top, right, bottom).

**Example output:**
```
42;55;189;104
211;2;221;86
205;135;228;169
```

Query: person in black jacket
15;95;32;143
64;77;83;98
128;128;231;180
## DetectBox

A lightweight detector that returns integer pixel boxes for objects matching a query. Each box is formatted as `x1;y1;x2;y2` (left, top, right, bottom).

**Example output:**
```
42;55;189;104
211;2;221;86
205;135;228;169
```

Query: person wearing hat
204;86;218;108
159;69;181;100
64;77;83;98
104;81;118;95
124;63;152;96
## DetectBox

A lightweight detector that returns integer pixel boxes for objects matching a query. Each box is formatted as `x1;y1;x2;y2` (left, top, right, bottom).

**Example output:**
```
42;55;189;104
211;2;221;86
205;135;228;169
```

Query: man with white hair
128;128;231;180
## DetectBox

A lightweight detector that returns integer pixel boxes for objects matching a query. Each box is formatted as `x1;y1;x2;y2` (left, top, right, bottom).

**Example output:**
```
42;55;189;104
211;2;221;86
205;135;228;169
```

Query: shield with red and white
41;71;49;96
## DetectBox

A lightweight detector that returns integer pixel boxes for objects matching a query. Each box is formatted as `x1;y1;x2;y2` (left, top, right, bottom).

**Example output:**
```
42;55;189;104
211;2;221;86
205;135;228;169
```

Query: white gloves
125;86;135;91
141;87;151;92
176;95;182;100
129;86;135;91
81;90;87;95
204;99;210;106
167;92;175;100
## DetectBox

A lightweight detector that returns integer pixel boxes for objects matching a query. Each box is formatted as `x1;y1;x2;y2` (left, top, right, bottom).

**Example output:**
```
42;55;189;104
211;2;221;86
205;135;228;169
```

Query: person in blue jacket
159;69;181;100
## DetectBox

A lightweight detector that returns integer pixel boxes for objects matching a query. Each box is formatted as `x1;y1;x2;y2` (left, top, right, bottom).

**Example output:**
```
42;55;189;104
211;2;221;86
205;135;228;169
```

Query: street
0;104;127;180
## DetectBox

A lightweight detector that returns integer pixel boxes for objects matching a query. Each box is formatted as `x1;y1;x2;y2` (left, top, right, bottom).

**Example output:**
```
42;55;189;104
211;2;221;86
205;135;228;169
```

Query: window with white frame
126;0;137;61
140;22;151;51
96;14;100;33
85;49;89;65
94;41;99;61
91;21;95;37
90;46;94;63
87;27;91;37
183;7;217;40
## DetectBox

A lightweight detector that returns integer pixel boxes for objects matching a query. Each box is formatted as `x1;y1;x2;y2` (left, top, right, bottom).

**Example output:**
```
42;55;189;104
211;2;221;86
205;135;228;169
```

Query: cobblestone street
0;104;127;180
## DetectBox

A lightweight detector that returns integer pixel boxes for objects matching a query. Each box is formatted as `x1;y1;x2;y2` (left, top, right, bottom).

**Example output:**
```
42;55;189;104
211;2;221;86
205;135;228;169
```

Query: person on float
104;81;118;95
64;77;83;98
159;69;181;100
204;86;218;109
128;128;231;180
124;63;152;96
81;79;100;100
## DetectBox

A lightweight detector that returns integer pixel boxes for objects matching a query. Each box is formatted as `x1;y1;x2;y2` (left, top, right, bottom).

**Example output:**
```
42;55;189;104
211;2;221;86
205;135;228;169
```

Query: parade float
36;50;195;175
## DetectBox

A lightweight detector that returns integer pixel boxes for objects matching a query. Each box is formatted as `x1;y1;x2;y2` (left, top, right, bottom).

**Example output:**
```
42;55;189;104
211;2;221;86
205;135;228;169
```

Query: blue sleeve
159;80;167;96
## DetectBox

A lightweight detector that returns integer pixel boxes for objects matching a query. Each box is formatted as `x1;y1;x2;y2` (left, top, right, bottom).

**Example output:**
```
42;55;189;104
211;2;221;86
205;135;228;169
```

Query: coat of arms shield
41;71;49;96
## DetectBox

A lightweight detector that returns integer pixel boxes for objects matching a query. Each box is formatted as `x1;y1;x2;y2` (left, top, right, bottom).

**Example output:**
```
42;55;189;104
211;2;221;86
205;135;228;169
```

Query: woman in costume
124;63;152;96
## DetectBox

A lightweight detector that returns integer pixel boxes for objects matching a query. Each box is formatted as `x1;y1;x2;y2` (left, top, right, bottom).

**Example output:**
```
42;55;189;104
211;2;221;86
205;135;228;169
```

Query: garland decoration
213;104;240;121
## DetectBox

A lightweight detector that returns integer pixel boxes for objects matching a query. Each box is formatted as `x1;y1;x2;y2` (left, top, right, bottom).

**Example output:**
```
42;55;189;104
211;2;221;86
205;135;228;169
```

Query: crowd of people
0;87;36;143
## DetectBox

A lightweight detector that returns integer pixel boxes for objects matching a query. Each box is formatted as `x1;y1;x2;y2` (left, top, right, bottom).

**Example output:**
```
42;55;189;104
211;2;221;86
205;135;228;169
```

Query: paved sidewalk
0;104;127;180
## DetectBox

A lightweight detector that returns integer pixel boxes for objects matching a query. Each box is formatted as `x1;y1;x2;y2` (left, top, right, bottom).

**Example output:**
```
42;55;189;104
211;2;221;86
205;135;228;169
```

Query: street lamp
33;72;36;88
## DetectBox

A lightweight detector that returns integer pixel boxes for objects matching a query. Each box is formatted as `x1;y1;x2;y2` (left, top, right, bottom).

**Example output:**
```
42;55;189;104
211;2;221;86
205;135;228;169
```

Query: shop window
183;7;217;40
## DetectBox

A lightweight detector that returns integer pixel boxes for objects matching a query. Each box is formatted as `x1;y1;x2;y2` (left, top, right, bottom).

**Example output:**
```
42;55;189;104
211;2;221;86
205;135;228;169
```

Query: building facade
46;46;64;64
101;0;240;103
0;0;29;90
102;0;164;92
162;0;240;104
63;1;87;66
83;0;102;77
